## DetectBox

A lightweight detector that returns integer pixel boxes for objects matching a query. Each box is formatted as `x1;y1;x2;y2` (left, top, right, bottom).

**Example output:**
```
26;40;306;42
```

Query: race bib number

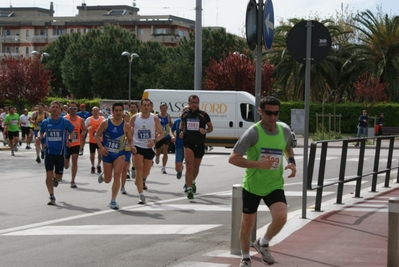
47;129;62;142
105;139;120;153
187;118;200;131
258;148;282;170
72;131;79;142
138;129;151;139
11;119;18;125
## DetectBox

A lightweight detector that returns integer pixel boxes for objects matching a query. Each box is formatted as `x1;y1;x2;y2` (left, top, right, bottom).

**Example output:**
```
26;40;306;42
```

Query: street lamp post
15;37;33;55
31;50;50;62
121;51;139;103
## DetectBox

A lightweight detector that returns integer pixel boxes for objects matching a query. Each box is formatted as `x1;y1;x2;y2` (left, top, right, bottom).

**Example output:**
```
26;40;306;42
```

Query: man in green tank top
228;96;297;267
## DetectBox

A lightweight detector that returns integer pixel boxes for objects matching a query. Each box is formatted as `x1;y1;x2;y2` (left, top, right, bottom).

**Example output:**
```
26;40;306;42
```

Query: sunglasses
262;110;279;116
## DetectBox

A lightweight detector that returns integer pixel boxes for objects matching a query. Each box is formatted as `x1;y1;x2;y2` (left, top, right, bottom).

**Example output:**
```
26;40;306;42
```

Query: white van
142;89;257;148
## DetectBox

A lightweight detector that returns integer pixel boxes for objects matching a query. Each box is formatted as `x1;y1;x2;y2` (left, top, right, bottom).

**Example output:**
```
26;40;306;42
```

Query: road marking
173;262;230;267
4;224;221;236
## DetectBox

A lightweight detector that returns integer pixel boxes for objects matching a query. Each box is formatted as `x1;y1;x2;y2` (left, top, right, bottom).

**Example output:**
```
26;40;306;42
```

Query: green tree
347;9;399;101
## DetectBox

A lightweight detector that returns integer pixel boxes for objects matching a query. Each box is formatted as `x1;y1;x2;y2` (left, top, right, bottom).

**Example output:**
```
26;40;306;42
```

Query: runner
64;101;86;188
170;106;189;180
128;102;139;179
77;103;91;155
120;112;131;195
130;98;164;204
19;109;33;149
85;106;105;174
95;102;135;209
179;95;213;199
154;103;173;174
4;107;20;156
30;103;50;163
0;107;9;146
39;101;75;205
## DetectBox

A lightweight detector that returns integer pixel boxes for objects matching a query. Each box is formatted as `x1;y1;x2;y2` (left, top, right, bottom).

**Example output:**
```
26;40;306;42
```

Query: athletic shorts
34;129;39;138
155;137;171;149
183;143;205;159
135;146;155;160
89;142;99;154
21;127;31;138
102;150;125;164
175;145;184;163
45;153;64;174
7;130;19;139
242;188;287;214
66;145;80;159
125;150;132;163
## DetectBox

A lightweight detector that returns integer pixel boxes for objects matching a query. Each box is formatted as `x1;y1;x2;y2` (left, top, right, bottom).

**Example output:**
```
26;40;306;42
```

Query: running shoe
131;168;136;178
70;181;77;188
14;146;18;151
2;141;6;146
41;150;45;159
47;196;56;205
97;165;102;174
109;200;119;210
11;150;15;156
161;167;167;174
192;182;197;193
254;238;274;265
155;157;160;164
36;155;41;163
208;146;214;152
121;186;127;194
143;182;148;190
91;167;95;174
176;171;182;179
127;170;130;179
138;194;146;204
183;184;188;192
19;141;22;146
79;149;84;156
26;145;29;149
98;172;104;183
187;188;194;200
240;258;252;267
52;177;59;187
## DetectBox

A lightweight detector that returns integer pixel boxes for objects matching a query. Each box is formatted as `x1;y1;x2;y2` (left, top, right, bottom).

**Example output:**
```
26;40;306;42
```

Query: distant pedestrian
4;106;20;156
355;109;368;146
375;113;383;136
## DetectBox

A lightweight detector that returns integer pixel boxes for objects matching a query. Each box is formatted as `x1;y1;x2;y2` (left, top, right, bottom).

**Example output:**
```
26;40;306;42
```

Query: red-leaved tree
204;51;274;96
0;54;52;109
353;72;387;106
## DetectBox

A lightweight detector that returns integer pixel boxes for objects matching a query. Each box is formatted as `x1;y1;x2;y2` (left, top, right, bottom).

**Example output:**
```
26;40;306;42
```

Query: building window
77;29;81;33
6;47;10;53
15;47;19;53
56;28;65;35
26;29;30;38
155;28;166;34
178;30;184;37
25;47;29;55
70;29;74;33
139;29;144;35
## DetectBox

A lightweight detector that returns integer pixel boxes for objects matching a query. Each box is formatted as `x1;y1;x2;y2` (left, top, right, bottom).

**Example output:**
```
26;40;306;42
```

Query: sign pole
302;20;312;219
255;0;264;116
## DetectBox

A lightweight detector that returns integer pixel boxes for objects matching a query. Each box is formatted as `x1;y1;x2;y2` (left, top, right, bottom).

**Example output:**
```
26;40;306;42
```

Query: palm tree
346;10;399;101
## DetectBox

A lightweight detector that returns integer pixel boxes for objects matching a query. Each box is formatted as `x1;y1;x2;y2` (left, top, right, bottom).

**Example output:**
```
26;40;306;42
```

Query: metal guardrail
307;135;399;211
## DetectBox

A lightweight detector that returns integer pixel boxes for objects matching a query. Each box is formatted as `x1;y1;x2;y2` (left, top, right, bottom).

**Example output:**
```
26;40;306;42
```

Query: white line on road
4;224;222;236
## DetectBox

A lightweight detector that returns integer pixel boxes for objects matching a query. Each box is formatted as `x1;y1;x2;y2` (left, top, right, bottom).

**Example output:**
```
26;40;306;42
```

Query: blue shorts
125;150;132;163
102;150;125;164
175;145;184;163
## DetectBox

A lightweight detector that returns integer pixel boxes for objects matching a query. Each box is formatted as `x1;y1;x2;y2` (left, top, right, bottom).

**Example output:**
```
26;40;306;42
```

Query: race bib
72;131;79;142
47;129;62;142
138;129;151;139
187;118;200;131
11;119;18;125
105;139;120;153
258;148;282;170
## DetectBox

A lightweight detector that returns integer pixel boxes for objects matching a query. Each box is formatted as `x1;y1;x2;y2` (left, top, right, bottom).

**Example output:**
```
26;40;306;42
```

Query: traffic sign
245;0;258;51
263;0;274;50
286;20;331;65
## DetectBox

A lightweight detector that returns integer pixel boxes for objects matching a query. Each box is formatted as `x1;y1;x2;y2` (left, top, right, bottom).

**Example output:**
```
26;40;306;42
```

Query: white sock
241;251;250;260
259;236;270;246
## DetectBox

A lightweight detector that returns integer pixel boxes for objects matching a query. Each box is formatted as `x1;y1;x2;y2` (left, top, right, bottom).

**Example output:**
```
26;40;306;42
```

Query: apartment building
0;2;195;58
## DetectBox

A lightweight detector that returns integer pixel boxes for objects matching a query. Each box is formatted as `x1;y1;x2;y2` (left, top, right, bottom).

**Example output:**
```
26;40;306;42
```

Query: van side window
240;103;255;122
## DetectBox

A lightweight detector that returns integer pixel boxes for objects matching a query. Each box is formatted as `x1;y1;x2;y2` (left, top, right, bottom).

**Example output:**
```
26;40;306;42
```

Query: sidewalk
202;182;398;267
296;135;399;149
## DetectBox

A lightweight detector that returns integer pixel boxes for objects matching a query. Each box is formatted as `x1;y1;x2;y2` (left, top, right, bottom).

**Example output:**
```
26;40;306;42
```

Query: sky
1;0;398;36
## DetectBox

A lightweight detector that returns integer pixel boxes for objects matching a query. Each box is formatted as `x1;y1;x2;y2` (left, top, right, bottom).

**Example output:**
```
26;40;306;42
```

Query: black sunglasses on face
262;110;279;116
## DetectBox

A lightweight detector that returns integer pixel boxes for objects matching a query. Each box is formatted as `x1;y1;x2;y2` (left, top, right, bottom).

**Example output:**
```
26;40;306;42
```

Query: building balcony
32;35;49;43
151;35;180;43
0;35;21;43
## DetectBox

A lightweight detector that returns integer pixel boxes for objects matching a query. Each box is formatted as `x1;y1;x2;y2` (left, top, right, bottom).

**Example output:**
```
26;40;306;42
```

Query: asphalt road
0;143;397;267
